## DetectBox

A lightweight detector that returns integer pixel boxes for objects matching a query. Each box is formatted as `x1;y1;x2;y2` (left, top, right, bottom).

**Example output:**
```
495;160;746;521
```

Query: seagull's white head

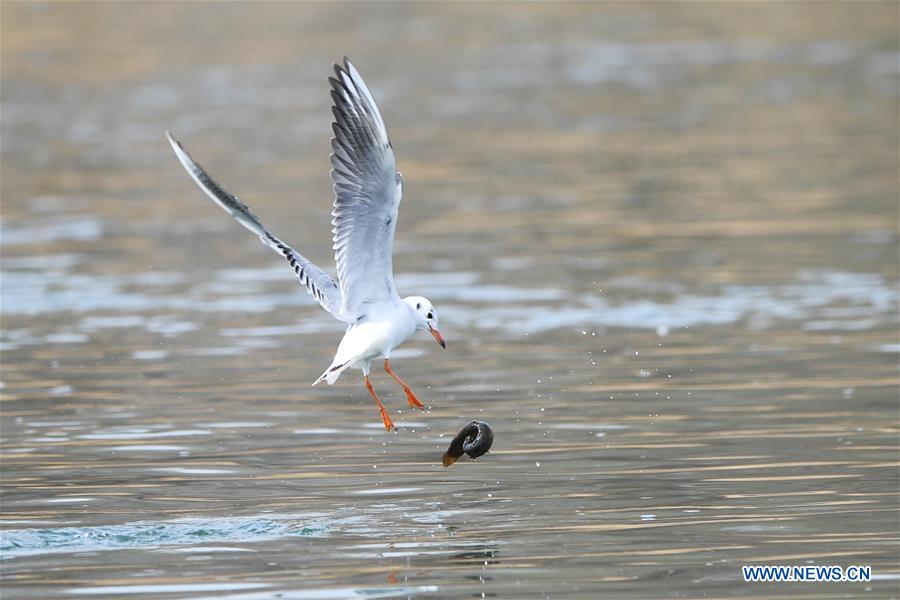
404;296;445;349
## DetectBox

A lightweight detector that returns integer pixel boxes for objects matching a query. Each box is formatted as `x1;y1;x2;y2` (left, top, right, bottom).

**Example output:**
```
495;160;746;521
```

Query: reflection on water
2;1;899;599
3;266;895;349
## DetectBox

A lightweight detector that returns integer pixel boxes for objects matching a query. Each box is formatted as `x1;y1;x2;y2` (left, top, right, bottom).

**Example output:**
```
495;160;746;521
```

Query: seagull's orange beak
429;325;446;349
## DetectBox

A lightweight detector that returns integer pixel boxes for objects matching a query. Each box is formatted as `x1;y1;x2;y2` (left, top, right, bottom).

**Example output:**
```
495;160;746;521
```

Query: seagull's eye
416;303;421;310
427;312;433;320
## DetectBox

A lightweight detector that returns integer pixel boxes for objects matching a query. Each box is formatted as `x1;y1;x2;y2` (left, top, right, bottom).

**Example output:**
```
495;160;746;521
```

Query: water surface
2;2;898;598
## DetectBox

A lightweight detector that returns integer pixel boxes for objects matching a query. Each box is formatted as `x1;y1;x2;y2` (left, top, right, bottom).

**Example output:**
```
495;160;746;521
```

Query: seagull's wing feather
329;58;403;319
165;131;346;321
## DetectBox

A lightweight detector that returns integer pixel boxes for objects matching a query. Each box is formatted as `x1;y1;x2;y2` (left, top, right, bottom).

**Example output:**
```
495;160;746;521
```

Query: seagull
165;57;445;431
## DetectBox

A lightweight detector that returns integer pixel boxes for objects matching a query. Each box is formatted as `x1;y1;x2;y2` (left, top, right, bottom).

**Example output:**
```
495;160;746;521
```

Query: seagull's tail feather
165;131;347;321
312;361;350;386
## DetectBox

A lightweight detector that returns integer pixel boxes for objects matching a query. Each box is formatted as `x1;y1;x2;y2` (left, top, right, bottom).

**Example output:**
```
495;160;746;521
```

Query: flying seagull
165;57;445;431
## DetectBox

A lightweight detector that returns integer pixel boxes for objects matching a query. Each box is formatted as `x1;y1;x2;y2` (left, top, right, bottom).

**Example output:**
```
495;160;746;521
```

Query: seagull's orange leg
365;375;395;431
384;359;426;409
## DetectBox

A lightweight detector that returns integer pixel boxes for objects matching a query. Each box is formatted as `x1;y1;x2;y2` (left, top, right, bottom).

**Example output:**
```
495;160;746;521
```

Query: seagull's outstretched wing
165;131;346;321
329;58;403;319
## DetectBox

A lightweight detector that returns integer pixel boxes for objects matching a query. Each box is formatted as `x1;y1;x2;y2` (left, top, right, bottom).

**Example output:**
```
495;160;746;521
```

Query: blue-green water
2;516;326;559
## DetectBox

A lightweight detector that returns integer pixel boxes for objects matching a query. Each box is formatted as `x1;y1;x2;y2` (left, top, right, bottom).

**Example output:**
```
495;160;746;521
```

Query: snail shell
442;420;494;467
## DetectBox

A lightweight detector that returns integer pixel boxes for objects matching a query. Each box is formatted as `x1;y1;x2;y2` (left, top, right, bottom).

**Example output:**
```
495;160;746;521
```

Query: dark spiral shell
442;420;494;467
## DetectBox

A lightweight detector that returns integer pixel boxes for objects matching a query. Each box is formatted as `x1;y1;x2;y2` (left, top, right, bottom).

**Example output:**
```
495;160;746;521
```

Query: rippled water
2;3;898;598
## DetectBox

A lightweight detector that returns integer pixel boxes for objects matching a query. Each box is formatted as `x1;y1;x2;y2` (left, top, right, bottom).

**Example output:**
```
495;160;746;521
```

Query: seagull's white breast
331;301;416;368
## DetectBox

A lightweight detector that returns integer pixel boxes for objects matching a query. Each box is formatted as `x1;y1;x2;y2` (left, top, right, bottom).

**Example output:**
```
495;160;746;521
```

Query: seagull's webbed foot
379;407;395;431
365;375;395;431
405;390;426;410
384;359;427;410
